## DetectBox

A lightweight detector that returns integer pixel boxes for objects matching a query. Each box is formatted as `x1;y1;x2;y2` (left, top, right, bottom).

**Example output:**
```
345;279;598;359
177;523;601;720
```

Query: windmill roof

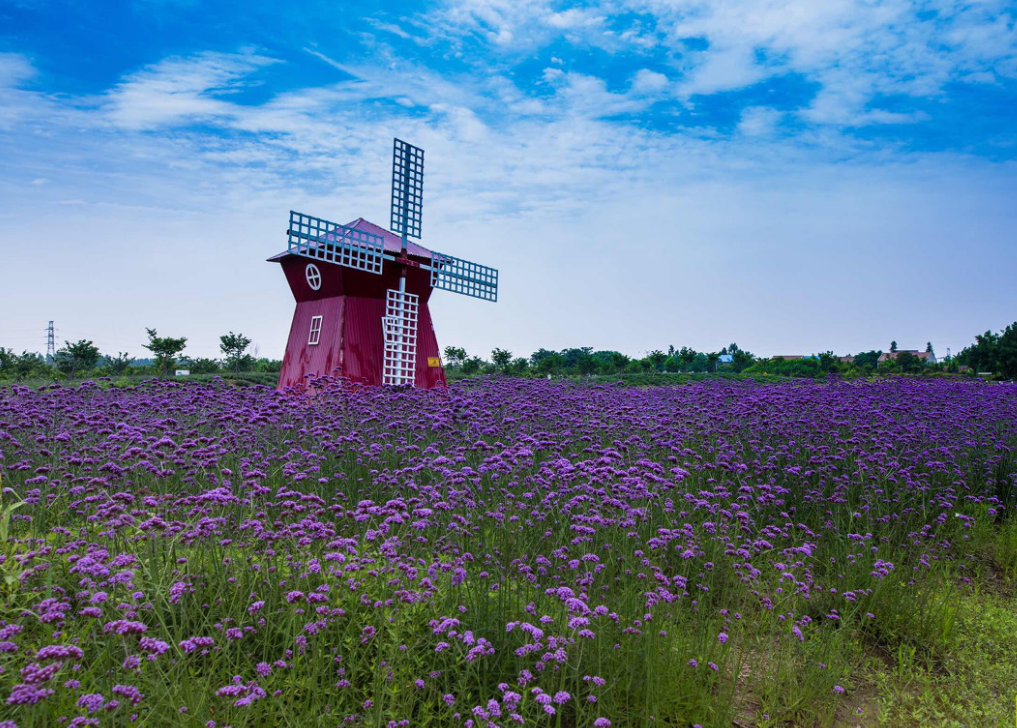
268;217;433;263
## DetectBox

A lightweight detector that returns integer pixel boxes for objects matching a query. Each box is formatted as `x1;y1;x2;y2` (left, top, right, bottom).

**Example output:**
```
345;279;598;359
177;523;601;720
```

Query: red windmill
269;139;499;390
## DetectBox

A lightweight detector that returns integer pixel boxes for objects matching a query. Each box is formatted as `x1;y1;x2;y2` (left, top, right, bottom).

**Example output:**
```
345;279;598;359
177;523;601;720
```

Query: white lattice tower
382;288;419;386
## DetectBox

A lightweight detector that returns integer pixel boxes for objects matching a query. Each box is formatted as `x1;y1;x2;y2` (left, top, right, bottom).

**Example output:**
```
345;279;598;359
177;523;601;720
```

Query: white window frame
305;263;322;291
308;315;323;346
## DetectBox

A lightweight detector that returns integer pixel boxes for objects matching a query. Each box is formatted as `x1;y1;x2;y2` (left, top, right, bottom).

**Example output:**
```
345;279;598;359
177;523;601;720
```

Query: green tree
560;347;593;371
103;352;134;376
443;347;467;368
609;351;630;373
926;341;934;355
491;348;512;372
853;350;882;371
534;352;564;376
731;349;755;372
646;350;667;372
706;352;720;372
508;357;530;376
530;348;557;369
461;356;484;375
818;351;838;372
678;347;698;373
54;340;101;377
958;331;1000;373
220;331;253;373
998;322;1017;379
961;322;1017;379
688;352;709;373
576;351;599;376
0;349;50;381
186;357;222;374
253;358;283;373
143;328;187;377
896;351;922;373
890;340;898;353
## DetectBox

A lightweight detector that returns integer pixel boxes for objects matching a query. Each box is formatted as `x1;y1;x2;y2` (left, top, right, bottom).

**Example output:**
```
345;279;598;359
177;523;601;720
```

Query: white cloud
364;18;415;40
0;53;52;130
737;106;782;136
546;7;607;31
0;52;34;87
428;0;632;52
428;0;1017;125
104;51;279;130
677;45;766;97
630;68;670;94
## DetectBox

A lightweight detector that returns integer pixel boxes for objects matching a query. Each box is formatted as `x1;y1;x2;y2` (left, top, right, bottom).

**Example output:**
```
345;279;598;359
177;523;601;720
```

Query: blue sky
2;0;1016;361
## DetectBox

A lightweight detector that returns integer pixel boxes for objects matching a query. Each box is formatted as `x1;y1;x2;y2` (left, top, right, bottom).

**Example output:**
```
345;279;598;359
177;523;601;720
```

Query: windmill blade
288;211;385;275
390;139;424;239
429;251;499;302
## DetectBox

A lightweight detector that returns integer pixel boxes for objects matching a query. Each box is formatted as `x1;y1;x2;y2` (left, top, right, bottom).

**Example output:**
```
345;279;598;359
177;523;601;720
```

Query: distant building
772;355;818;361
878;350;937;365
718;354;734;365
839;355;855;364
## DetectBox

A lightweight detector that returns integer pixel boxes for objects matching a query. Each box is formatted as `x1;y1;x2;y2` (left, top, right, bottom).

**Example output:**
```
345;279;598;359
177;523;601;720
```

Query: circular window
305;263;322;291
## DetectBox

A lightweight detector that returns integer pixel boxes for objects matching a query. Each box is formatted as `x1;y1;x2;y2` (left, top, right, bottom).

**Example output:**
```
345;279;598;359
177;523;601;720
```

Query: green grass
828;519;1017;728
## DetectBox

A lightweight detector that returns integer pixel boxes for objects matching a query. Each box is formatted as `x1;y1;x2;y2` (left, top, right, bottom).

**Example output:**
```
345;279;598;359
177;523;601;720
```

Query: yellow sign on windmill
427;357;441;367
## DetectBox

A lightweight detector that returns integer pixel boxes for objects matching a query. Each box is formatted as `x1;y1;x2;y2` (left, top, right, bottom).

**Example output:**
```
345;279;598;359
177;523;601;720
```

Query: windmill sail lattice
288;211;385;275
429;252;499;302
390;139;424;240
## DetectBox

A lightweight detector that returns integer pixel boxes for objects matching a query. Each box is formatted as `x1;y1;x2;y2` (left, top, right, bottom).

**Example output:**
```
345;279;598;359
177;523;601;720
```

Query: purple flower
103;620;147;636
34;645;84;662
8;683;54;705
77;693;106;713
112;685;145;705
139;638;171;656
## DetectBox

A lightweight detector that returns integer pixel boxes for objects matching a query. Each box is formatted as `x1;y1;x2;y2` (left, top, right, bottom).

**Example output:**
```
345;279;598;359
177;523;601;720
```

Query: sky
1;0;1016;362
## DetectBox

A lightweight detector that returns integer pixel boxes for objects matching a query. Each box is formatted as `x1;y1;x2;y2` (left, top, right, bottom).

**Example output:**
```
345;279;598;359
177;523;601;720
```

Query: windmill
269;139;499;389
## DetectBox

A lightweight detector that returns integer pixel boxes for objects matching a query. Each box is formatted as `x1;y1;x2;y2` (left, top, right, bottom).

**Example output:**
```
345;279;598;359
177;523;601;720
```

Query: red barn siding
340;296;385;386
414;302;447;388
277;297;345;390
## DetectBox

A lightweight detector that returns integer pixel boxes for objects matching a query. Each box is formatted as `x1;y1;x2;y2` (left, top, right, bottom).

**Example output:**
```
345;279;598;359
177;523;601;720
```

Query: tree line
444;325;1017;381
0;329;282;381
955;321;1017;379
5;321;1014;383
443;343;759;377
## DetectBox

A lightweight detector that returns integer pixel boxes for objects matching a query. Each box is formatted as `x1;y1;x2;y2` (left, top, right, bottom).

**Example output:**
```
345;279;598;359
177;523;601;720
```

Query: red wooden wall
275;255;447;391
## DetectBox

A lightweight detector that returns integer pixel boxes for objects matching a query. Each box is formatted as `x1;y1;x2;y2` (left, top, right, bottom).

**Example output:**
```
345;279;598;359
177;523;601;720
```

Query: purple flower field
0;377;1015;727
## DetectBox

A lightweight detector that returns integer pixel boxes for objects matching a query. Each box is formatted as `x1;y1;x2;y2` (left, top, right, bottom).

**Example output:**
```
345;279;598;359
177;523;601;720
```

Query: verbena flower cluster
0;377;1014;727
